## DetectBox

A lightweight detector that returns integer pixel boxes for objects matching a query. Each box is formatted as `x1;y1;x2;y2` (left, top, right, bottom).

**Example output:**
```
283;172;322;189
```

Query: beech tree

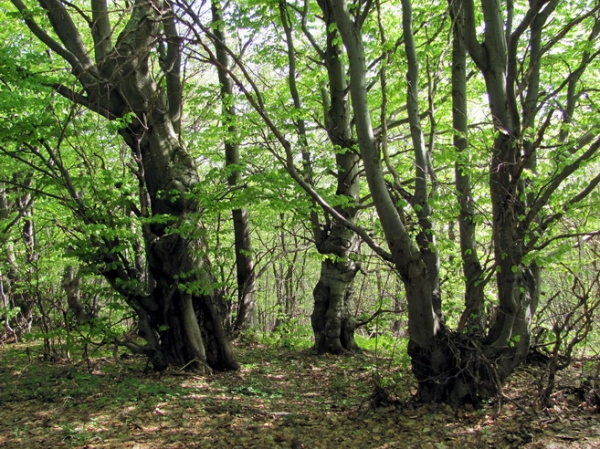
209;0;257;335
330;0;600;403
8;0;237;372
279;0;363;353
0;177;36;340
180;0;372;353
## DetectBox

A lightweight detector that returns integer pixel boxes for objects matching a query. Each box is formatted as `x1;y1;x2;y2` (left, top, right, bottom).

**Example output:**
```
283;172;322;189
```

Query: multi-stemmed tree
9;0;237;372
330;0;600;403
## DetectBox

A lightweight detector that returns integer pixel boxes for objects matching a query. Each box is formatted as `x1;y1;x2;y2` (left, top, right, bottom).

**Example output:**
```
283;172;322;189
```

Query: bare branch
48;82;114;118
355;308;401;328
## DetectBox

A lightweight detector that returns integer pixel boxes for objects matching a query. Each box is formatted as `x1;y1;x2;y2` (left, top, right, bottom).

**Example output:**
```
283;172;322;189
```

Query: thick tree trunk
311;224;360;353
12;0;238;372
145;232;236;371
307;0;362;353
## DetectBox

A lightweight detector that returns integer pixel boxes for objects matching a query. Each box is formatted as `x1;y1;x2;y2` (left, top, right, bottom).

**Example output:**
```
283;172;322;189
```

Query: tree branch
91;0;113;64
161;8;183;134
47;82;114;119
38;0;97;73
10;0;90;77
523;135;600;234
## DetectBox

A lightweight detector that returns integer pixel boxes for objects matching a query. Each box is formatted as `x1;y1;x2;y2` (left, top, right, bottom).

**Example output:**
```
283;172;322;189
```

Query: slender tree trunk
211;0;256;335
0;181;36;338
449;1;486;335
62;265;89;324
273;217;297;331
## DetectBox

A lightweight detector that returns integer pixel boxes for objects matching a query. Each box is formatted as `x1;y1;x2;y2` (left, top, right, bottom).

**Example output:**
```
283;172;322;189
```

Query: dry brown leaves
0;343;599;448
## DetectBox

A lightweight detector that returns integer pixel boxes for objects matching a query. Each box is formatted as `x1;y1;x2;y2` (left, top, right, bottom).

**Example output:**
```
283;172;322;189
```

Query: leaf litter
1;342;600;448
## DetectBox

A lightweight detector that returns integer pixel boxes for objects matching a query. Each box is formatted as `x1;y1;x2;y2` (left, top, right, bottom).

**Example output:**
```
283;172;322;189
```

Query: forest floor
1;340;600;448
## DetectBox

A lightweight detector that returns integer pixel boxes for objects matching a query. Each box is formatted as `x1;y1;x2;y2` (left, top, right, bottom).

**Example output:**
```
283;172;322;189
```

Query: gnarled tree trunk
62;265;89;324
12;0;237;371
309;0;362;353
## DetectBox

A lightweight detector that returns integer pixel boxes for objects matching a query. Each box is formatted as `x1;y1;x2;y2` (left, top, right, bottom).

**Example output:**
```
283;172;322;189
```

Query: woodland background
1;0;600;445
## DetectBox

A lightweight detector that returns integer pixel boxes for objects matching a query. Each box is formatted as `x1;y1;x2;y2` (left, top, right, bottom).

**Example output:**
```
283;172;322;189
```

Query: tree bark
12;0;237;372
210;0;257;335
0;180;36;338
331;0;443;390
62;265;89;324
309;0;362;353
449;0;486;335
278;0;362;353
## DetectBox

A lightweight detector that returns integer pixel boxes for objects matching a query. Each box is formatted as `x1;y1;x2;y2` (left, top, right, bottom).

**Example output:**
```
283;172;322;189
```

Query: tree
8;0;237;372
329;0;600;404
0;177;36;340
277;0;363;353
181;0;369;353
4;0;600;408
210;0;257;335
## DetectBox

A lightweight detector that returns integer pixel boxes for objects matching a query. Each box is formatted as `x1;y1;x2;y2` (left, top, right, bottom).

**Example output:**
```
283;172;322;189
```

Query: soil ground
1;341;599;448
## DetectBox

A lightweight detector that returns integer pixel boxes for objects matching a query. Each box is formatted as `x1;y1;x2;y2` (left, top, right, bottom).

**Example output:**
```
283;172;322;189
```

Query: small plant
260;320;313;350
13;425;29;439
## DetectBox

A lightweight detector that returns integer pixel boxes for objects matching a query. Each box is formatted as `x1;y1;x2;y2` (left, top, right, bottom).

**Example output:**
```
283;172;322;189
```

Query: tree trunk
450;2;486;335
306;0;362;353
12;0;237;372
311;224;360;353
144;231;237;371
211;0;256;335
332;0;520;404
62;265;89;324
273;216;298;331
0;181;36;338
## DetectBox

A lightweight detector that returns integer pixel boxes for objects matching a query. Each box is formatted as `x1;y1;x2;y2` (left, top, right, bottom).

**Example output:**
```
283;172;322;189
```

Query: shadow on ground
1;343;599;448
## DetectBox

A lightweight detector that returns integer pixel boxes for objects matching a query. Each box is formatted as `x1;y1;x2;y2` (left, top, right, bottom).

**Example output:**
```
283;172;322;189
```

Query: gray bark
457;0;600;376
311;0;362;353
331;0;440;351
12;0;237;371
449;0;486;335
211;0;257;334
0;180;36;337
62;265;89;324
